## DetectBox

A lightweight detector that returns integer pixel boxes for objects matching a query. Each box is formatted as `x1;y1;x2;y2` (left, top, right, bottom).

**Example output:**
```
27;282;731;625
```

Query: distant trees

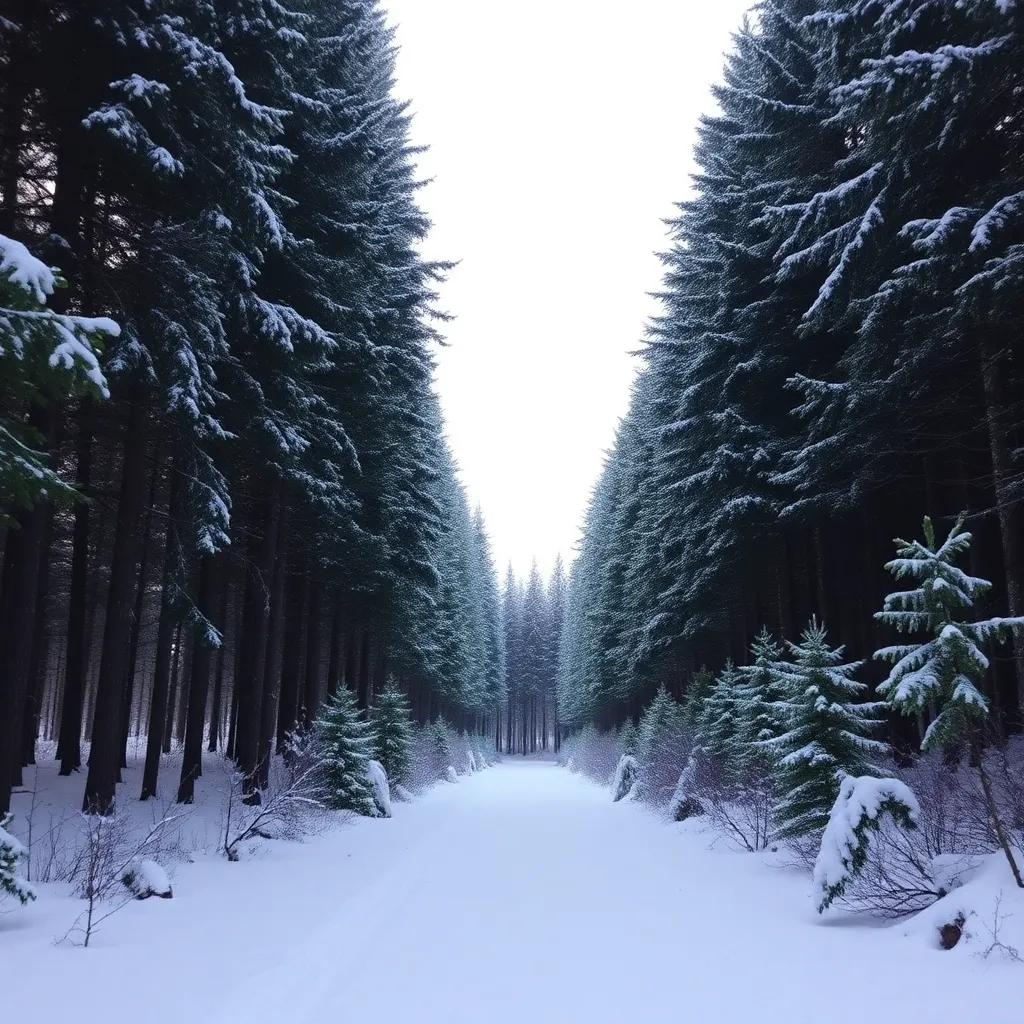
558;0;1024;740
0;0;503;815
500;558;565;753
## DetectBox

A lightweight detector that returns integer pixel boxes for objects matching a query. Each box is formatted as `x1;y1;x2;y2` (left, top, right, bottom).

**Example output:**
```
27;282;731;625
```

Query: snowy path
6;761;1017;1023
212;762;1013;1024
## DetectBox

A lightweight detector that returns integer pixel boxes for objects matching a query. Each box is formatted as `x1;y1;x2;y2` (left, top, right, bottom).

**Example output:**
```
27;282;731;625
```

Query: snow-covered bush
814;776;920;913
366;760;392;818
611;755;638;802
121;858;172;900
445;766;460;784
0;813;35;906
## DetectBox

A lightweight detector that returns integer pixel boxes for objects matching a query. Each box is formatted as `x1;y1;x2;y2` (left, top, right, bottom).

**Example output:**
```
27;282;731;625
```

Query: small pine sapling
0;814;35;906
370;682;414;789
875;514;1024;887
769;620;888;843
313;688;379;817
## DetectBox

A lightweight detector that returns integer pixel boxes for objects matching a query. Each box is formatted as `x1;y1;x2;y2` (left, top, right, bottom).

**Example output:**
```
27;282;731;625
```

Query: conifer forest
2;2;1024;1022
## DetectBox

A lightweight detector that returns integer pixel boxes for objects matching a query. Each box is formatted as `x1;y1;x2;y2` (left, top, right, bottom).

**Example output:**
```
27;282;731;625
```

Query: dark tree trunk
83;395;149;814
234;477;283;803
22;504;55;770
342;623;358;691
207;560;233;753
0;412;54;814
980;337;1024;721
120;453;159;768
163;622;183;755
257;505;290;787
356;627;371;711
276;545;308;753
302;576;323;727
325;598;343;699
58;411;93;774
177;555;220;803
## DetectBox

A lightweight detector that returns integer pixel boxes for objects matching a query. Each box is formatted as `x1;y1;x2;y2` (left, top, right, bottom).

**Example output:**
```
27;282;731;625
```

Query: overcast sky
383;1;752;579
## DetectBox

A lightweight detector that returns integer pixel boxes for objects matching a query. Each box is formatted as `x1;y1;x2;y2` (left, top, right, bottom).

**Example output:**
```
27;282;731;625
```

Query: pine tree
769;621;888;841
698;662;745;778
681;667;714;731
875;515;1024;744
314;688;379;816
371;682;414;789
0;236;113;515
875;514;1024;886
635;685;685;803
735;629;789;781
0;813;34;905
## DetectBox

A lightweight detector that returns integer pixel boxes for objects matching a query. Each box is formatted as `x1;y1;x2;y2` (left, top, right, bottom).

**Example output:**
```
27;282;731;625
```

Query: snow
611;753;638;801
3;759;1022;1023
0;234;55;302
366;759;392;818
445;765;460;784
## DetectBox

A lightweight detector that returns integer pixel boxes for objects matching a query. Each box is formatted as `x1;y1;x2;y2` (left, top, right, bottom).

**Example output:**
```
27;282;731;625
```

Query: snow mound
814;775;920;911
611;755;638;802
122;858;172;900
445;766;459;784
900;852;1024;956
393;784;415;803
366;759;392;818
466;750;478;773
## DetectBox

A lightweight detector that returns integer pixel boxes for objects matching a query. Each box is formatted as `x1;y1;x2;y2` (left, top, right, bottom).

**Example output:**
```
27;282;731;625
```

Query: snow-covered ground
3;760;1020;1023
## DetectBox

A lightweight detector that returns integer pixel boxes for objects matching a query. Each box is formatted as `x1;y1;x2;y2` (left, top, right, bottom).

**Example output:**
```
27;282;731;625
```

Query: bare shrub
62;805;184;947
221;741;330;861
559;726;623;788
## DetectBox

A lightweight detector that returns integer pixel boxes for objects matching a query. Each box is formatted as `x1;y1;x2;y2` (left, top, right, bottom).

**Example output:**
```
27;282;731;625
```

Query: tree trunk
22;504;55;770
120;453;159;767
980;337;1024;723
257;505;290;787
207;560;233;753
82;396;149;814
177;555;220;803
0;412;54;814
356;627;371;711
59;411;94;774
326;599;343;699
163;622;183;755
276;544;307;753
302;576;323;727
234;477;282;803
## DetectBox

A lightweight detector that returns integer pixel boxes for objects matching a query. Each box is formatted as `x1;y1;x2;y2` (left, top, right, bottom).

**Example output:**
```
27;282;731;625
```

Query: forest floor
3;758;1022;1023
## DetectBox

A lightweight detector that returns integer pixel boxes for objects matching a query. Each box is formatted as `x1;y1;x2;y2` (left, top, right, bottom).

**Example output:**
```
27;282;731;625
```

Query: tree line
499;558;565;754
558;0;1024;742
0;0;504;818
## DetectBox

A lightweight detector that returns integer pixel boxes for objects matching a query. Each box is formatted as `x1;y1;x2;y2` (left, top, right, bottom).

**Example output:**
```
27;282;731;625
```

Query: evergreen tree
314;688;379;816
681;667;714;732
0;814;34;905
698;662;745;777
735;629;789;781
0;236;113;515
370;682;414;789
875;514;1024;886
769;621;888;841
875;515;1024;748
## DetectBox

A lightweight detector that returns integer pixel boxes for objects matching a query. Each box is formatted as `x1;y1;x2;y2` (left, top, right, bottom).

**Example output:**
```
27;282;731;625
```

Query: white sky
383;1;752;579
